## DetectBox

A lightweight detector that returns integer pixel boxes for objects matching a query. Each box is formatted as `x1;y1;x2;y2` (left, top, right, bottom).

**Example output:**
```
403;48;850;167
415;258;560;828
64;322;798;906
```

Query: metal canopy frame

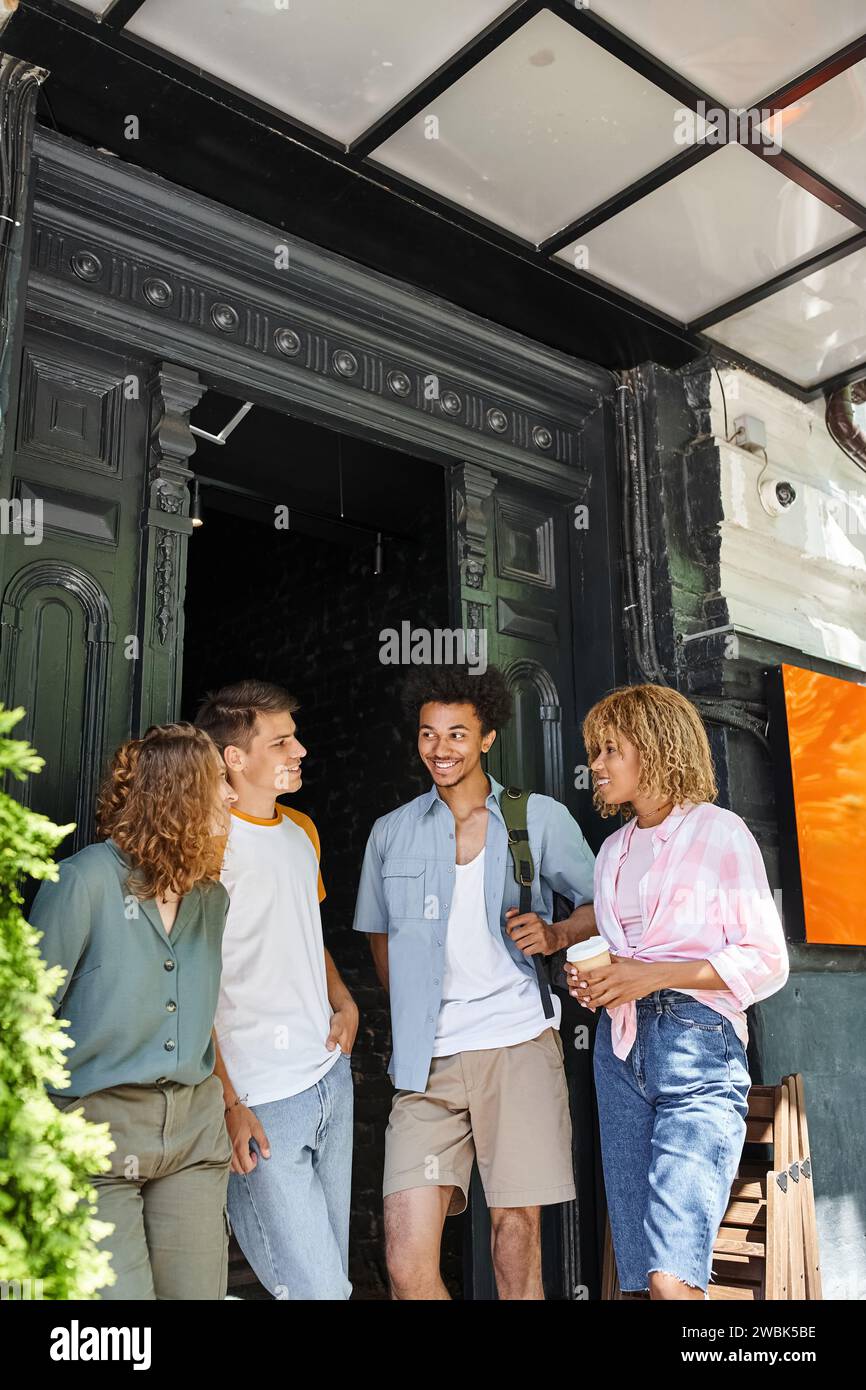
100;0;146;31
17;0;866;399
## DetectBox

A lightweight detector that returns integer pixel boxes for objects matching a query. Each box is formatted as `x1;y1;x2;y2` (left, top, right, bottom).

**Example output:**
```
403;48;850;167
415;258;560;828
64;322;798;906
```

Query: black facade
1;31;863;1298
1;120;624;1297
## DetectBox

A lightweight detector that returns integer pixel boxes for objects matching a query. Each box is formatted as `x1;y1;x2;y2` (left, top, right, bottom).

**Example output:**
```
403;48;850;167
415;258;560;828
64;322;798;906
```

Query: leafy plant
0;705;114;1299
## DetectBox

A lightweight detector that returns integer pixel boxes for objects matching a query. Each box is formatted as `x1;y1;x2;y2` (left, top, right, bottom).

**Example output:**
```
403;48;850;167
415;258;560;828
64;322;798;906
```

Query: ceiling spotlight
190;478;204;529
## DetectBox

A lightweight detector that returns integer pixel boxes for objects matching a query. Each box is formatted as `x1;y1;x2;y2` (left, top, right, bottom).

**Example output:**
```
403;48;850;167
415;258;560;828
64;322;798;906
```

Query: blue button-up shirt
352;775;596;1091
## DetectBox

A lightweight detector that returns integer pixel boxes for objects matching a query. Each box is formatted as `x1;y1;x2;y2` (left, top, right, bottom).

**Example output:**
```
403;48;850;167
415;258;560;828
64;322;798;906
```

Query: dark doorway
179;395;464;1297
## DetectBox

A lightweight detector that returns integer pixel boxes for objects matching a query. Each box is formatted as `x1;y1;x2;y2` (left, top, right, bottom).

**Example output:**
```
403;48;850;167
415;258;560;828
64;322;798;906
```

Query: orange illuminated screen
782;663;866;945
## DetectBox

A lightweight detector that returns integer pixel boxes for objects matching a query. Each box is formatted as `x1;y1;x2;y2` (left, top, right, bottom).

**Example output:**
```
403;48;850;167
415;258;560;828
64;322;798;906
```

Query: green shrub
0;705;114;1299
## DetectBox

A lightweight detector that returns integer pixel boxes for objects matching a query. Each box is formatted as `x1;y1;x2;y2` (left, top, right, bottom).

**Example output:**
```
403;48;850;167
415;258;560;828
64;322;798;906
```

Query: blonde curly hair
96;723;227;900
582;684;717;819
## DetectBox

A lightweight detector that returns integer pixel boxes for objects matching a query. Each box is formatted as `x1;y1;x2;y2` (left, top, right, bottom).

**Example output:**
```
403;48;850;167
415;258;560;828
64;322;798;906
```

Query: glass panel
705;246;866;388
593;0;866;109
127;0;514;145
760;58;866;209
372;9;703;243
554;143;857;322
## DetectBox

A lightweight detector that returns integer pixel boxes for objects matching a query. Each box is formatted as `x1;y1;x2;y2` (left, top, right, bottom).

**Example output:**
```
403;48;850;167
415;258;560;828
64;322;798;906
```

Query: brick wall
181;491;464;1297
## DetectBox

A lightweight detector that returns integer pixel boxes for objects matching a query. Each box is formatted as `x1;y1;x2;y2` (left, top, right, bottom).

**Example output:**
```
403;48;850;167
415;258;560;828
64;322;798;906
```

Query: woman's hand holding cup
565;936;612;1013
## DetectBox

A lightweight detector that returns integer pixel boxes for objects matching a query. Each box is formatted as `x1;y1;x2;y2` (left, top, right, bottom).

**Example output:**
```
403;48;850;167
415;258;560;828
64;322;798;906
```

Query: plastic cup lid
566;935;610;962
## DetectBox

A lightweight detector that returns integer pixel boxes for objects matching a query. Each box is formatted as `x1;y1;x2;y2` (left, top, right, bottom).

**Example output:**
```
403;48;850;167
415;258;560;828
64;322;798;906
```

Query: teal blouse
30;839;229;1098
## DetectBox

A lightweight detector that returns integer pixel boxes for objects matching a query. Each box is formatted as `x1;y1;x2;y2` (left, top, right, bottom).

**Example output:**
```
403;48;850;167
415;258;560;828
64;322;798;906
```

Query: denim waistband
635;989;688;1012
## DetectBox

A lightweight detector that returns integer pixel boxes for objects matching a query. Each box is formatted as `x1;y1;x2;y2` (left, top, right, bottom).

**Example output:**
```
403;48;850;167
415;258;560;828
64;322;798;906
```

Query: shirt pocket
70;963;102;984
382;858;426;921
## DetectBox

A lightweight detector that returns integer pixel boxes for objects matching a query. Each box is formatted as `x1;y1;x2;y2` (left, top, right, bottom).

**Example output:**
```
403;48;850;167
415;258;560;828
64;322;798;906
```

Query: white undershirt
431;848;560;1057
215;809;339;1106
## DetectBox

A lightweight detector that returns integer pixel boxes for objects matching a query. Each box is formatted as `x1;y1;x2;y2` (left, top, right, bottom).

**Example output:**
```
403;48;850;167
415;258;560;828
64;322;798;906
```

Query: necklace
636;798;674;829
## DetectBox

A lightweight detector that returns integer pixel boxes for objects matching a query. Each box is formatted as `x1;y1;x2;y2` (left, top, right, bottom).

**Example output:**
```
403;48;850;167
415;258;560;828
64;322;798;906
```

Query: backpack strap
500;786;554;1020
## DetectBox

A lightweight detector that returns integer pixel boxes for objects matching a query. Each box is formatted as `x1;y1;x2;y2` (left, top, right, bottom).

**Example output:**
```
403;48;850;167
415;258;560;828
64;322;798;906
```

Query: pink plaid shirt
593;801;789;1060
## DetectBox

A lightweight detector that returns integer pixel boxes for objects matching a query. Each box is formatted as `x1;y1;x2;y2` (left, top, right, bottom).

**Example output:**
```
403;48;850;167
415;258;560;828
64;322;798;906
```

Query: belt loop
655;991;663;1015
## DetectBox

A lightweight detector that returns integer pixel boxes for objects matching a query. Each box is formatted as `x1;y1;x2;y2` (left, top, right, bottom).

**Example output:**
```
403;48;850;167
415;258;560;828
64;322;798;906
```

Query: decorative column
451;461;497;669
134;363;204;731
0;50;47;460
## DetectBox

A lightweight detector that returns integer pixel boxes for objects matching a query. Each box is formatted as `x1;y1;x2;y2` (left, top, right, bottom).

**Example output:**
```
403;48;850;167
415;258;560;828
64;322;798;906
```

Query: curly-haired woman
566;684;789;1301
31;723;237;1300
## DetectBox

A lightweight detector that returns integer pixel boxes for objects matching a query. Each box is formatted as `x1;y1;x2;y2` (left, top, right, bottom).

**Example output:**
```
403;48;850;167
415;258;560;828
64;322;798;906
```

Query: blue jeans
227;1052;353;1300
593;990;750;1293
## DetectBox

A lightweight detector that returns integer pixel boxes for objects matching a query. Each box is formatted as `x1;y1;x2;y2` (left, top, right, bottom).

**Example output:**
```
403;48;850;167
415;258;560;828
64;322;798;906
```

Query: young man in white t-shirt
353;664;597;1299
197;680;358;1300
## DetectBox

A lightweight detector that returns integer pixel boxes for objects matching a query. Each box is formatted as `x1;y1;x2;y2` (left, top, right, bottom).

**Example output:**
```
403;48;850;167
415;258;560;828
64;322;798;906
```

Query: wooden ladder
602;1073;822;1300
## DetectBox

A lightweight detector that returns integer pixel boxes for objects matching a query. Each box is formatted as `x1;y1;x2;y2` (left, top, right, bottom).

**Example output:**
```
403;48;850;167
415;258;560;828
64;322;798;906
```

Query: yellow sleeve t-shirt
279;805;326;904
215;803;339;1106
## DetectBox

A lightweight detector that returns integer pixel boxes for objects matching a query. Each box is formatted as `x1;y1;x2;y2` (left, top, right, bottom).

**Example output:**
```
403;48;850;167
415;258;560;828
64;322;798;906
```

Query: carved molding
454;462;497;593
15;476;119;546
145;363;203;647
0;558;114;849
497;595;558;646
0;57;47;455
503;657;565;802
153;529;175;646
27;131;608;494
149;362;204;479
495;496;556;589
18;344;125;475
465;600;486;632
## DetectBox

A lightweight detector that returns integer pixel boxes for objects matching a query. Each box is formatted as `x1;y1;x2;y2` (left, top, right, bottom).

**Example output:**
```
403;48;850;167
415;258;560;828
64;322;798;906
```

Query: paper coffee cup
566;935;611;975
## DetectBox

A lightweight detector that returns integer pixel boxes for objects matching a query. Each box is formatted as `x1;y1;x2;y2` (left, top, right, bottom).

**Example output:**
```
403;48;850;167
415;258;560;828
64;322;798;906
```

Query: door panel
0;324;149;851
452;463;576;807
449;460;585;1300
0;562;109;845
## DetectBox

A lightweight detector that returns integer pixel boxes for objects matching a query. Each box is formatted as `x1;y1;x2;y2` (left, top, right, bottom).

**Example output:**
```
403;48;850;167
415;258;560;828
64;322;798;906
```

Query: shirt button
164;959;175;971
166;1000;177;1012
433;978;440;986
163;1039;176;1052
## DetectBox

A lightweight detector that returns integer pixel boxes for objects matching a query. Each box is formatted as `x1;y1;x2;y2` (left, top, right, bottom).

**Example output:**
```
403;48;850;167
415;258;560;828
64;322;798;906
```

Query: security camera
758;474;798;517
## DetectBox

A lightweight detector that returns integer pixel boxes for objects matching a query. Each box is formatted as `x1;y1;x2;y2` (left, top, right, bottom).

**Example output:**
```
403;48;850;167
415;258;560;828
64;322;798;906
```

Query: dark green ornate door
449;458;609;1301
0;326;148;850
0;322;202;852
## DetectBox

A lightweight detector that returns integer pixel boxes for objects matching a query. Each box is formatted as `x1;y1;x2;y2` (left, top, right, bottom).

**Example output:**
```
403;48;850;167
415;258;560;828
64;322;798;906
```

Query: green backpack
499;786;555;1019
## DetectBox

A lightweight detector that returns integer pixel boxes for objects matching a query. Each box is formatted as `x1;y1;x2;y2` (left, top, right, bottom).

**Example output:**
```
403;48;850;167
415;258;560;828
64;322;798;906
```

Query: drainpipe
615;366;771;754
615;369;668;685
826;378;866;474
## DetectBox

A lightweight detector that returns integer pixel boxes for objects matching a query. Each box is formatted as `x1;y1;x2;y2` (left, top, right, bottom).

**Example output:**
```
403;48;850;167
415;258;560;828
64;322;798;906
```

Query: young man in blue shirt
353;664;597;1299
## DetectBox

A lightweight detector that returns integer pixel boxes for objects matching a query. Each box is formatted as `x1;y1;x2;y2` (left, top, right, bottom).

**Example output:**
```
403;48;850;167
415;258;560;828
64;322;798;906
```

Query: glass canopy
64;0;866;394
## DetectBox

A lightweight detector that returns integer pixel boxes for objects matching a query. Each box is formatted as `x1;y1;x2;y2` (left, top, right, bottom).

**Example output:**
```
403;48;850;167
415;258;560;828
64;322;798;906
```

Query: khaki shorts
383;1027;576;1216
